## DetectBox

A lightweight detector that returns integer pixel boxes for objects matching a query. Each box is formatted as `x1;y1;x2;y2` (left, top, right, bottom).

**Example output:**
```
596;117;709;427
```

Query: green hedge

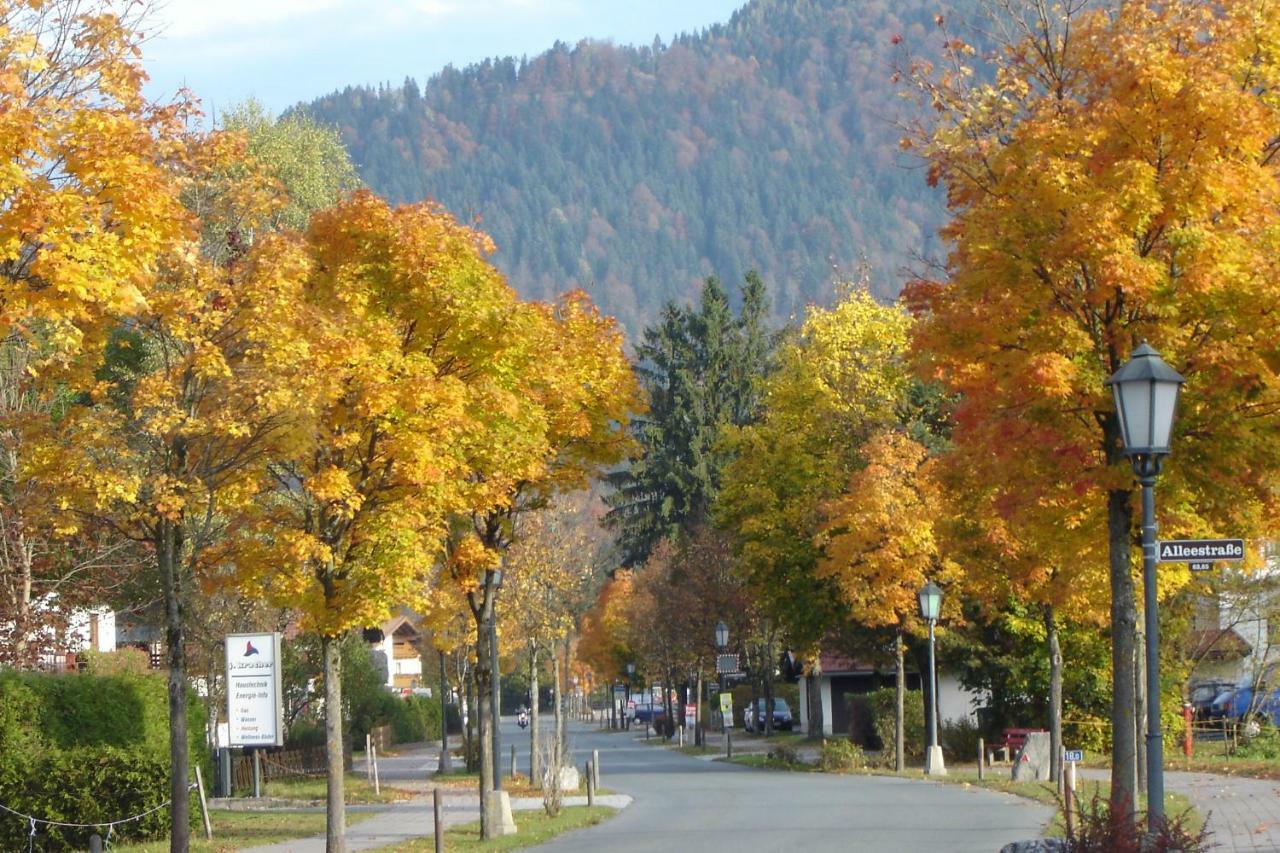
866;687;925;766
0;747;174;849
390;695;442;744
0;669;206;848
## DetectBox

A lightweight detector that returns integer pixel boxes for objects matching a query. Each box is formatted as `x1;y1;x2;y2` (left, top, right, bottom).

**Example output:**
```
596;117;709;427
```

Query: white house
796;651;984;737
368;613;424;690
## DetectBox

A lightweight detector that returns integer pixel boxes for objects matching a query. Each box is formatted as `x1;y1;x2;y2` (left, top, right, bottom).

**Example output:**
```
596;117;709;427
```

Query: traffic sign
1158;539;1244;563
716;653;740;674
1189;561;1215;572
1063;749;1083;763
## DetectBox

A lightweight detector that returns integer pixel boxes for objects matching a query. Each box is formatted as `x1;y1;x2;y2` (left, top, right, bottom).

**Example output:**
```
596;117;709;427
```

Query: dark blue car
1213;681;1280;738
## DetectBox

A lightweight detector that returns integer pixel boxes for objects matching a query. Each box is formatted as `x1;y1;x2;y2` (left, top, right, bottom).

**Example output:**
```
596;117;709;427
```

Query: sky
142;0;746;116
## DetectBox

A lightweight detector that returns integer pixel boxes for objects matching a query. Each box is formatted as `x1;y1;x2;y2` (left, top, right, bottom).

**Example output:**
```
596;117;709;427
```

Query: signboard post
225;632;284;748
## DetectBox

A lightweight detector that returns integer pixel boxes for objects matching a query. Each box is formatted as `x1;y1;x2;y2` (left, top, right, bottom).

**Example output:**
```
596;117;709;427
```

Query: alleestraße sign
1157;539;1244;563
226;632;284;747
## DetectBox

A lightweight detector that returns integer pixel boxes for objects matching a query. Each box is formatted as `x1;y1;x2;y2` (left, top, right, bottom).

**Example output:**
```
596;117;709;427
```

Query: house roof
1185;628;1252;661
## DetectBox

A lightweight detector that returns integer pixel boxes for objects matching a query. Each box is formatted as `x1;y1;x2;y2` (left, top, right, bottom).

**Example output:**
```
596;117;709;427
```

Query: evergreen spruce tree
605;272;773;565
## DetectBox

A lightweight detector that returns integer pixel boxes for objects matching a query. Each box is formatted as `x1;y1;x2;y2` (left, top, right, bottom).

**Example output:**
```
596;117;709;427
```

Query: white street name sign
226;632;284;748
1157;539;1244;563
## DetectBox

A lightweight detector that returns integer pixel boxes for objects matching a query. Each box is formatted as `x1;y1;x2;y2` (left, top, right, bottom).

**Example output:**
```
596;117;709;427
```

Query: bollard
195;765;214;840
592;749;600;790
89;834;103;853
727;728;733;759
1064;761;1077;837
433;787;443;853
977;738;985;782
511;744;517;779
371;745;380;795
366;733;373;782
586;760;595;806
252;748;262;798
679;725;684;748
1183;703;1194;759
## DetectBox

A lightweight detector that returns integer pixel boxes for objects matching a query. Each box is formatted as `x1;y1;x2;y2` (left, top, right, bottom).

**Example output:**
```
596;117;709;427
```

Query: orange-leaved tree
902;0;1280;813
816;430;959;770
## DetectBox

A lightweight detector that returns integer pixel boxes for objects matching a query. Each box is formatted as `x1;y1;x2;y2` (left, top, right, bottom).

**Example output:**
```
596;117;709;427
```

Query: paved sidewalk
1079;768;1280;851
239;794;631;853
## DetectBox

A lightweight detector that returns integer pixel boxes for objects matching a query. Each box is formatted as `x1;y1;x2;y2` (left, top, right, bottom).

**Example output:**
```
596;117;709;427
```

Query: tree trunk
322;633;346;853
553;642;564;771
1046;606;1063;785
763;625;775;738
895;631;905;772
1135;627;1147;795
475;614;493;839
464;667;476;772
807;656;824;737
663;669;675;739
695;672;703;747
1108;485;1139;819
160;518;190;853
529;644;540;784
438;650;452;773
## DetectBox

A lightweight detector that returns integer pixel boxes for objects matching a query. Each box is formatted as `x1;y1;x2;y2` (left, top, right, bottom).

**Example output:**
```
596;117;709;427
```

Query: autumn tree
717;283;913;733
445;288;639;836
903;0;1280;815
817;430;959;769
0;0;189;667
237;192;534;852
500;498;599;781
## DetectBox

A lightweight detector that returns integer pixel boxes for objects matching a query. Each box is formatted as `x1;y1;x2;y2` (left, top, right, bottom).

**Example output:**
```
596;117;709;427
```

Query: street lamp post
715;622;729;731
918;580;945;776
625;662;636;730
1106;342;1184;828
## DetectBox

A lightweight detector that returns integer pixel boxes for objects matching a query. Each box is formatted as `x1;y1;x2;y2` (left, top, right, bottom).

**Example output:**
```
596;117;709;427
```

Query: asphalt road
525;719;1053;853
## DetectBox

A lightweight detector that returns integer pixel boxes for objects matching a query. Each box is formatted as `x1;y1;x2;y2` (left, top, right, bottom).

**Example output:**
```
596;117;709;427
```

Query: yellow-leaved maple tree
51;128;315;851
0;0;190;669
902;0;1280;812
238;191;562;850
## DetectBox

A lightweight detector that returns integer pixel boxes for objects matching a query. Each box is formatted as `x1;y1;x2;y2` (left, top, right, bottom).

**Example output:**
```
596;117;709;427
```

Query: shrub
287;719;326;750
0;747;185;850
1063;713;1110;756
768;743;801;764
390;695;442;744
940;716;983;762
866;687;925;766
818;738;865;773
0;670;207;849
1066;791;1212;852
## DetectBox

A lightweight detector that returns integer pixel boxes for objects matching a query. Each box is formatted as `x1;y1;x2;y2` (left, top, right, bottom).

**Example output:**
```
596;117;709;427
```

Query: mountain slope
299;0;955;335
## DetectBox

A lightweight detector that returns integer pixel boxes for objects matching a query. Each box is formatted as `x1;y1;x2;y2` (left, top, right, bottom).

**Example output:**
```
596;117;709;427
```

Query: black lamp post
625;662;636;730
917;580;945;776
1106;342;1184;827
714;622;729;731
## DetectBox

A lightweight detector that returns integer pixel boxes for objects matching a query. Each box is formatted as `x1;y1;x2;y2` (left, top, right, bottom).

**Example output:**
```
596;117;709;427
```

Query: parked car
1189;680;1234;721
744;698;794;732
1223;683;1280;738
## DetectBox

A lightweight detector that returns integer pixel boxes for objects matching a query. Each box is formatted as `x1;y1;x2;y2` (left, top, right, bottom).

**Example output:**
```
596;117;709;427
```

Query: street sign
1063;749;1083;763
683;703;697;721
1189;561;1215;572
1158;539;1244;563
719;692;734;726
715;653;739;674
225;632;284;748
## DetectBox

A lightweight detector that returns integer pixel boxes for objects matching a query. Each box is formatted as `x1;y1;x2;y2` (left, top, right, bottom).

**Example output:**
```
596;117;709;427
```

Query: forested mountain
298;0;958;335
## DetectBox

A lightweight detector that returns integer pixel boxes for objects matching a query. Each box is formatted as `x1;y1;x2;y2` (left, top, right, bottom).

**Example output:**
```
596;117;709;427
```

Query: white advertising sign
226;632;283;747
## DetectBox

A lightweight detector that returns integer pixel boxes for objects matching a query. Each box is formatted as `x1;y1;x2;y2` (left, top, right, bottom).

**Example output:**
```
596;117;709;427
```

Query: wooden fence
230;745;352;792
